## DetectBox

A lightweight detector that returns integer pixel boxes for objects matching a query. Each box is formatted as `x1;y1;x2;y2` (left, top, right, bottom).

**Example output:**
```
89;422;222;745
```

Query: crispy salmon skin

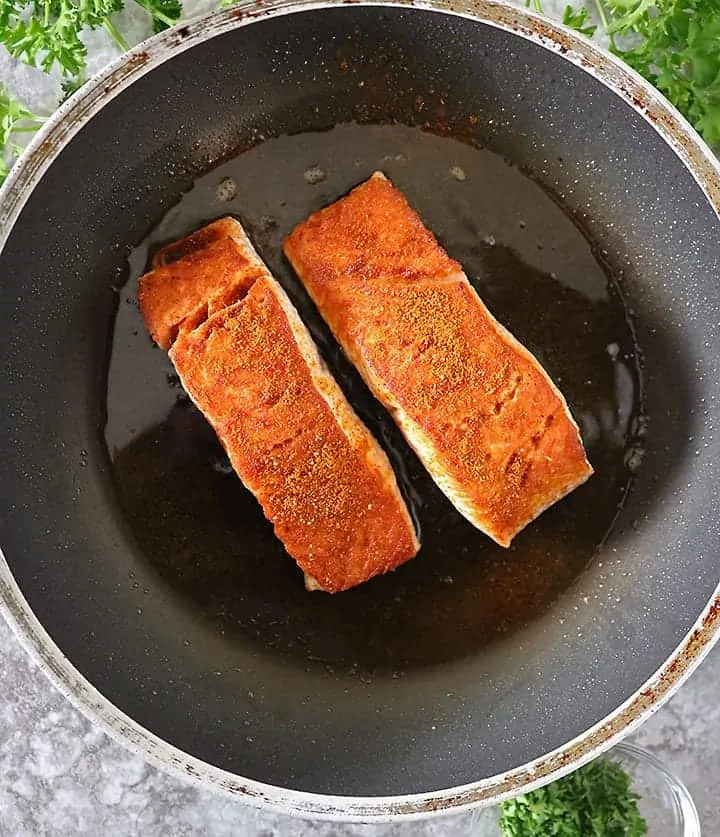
284;173;593;547
138;217;419;592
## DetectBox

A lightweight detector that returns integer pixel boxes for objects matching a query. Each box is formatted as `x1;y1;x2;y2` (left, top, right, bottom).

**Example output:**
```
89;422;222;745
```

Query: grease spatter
216;177;237;202
303;166;326;185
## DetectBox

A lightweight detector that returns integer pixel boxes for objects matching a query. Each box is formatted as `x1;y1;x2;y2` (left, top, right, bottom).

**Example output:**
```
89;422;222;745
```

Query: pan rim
2;0;720;821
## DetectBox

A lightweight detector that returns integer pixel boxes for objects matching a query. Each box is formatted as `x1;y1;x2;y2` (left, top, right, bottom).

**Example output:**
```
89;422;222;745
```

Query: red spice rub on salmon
138;217;419;592
284;173;593;547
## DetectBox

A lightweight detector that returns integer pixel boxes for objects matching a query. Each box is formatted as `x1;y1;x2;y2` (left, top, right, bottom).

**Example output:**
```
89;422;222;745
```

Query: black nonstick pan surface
1;0;720;819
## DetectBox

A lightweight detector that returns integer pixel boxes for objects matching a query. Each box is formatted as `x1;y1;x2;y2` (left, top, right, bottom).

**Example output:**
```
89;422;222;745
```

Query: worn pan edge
1;0;720;821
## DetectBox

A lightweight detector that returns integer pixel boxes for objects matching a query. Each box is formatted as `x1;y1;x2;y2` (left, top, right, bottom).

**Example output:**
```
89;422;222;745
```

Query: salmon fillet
138;217;419;592
284;173;593;547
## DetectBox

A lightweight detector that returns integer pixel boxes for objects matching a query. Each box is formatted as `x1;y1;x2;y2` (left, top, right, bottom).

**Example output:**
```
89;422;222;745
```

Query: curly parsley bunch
499;757;648;837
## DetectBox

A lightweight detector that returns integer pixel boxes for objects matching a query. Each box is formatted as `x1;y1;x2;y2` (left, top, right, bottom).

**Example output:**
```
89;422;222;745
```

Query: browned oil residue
104;123;644;674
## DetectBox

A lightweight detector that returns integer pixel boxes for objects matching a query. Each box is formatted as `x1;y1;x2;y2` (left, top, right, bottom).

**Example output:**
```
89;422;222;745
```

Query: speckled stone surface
2;3;719;835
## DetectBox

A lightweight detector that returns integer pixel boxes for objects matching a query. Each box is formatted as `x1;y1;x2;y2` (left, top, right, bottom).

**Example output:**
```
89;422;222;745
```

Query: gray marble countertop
2;4;720;835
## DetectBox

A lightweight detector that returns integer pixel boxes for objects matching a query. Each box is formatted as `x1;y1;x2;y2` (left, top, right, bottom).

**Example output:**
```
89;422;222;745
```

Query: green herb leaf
60;75;87;102
0;84;44;185
134;0;182;33
498;757;648;837
562;4;598;36
0;0;127;76
0;0;182;77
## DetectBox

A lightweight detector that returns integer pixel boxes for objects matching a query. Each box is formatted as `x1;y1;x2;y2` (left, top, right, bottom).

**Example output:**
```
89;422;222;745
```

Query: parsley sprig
0;83;44;183
0;0;183;185
135;0;182;33
0;0;126;76
498;757;648;837
562;5;598;36
0;0;182;78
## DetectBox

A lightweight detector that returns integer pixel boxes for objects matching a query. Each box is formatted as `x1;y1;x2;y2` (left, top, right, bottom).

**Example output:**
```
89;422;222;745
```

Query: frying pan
2;0;720;821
